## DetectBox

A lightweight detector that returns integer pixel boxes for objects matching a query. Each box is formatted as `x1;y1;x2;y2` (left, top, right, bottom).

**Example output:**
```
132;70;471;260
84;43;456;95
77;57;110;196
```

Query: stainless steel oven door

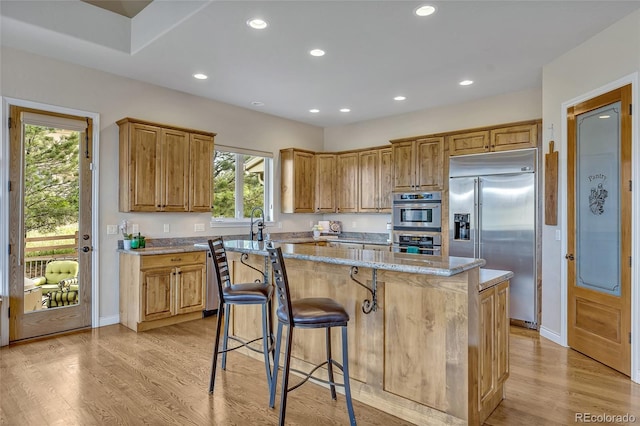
392;202;442;232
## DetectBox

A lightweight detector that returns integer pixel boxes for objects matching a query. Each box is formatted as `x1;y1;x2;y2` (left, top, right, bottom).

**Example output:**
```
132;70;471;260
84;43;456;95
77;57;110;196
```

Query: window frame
210;145;274;226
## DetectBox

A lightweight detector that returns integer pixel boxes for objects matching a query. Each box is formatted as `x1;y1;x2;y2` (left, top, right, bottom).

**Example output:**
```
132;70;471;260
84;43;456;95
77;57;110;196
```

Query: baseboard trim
539;326;566;347
98;315;120;327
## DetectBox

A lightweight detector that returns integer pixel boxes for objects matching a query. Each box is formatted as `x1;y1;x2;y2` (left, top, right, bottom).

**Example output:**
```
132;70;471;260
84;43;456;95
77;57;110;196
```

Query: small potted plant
122;233;133;250
312;224;323;238
120;220;133;249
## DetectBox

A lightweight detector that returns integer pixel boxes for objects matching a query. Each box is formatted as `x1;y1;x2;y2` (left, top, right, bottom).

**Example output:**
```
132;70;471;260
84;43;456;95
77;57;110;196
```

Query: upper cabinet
391;137;444;191
315;153;336;213
448;122;539;156
359;148;393;213
281;148;316;213
118;118;215;213
336;152;359;213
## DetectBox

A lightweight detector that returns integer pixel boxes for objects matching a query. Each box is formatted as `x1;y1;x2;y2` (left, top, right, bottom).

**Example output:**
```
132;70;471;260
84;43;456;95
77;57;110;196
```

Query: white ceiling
2;1;639;127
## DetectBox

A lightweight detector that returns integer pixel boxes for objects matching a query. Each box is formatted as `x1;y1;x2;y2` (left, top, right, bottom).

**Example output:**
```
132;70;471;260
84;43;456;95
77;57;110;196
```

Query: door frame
556;73;639;383
0;97;101;346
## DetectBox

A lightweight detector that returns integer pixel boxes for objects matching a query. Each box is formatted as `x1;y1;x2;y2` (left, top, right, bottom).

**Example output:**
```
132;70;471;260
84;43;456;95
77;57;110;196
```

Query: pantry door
566;84;631;375
8;105;93;341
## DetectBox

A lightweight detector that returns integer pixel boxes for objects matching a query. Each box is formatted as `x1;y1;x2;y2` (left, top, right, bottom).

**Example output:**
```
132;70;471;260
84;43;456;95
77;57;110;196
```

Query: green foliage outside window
24;125;79;234
212;151;266;219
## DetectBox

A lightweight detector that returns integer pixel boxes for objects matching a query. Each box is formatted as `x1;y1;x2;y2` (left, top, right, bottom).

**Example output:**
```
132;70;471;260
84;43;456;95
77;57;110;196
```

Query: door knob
565;253;574;261
82;246;91;253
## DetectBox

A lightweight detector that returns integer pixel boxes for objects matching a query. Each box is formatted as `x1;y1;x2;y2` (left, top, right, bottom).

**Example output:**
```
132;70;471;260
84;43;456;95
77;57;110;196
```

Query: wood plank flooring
1;319;639;425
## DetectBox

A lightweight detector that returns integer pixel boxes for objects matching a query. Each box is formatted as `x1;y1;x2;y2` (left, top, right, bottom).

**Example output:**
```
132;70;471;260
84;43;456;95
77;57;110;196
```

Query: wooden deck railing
24;232;79;278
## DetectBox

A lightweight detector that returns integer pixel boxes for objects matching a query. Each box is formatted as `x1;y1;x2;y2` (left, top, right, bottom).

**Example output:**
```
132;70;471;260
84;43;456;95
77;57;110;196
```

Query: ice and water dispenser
453;213;470;240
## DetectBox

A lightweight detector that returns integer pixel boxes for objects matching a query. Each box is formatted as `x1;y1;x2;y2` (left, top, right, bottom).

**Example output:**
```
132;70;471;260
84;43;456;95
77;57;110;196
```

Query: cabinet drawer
141;251;206;269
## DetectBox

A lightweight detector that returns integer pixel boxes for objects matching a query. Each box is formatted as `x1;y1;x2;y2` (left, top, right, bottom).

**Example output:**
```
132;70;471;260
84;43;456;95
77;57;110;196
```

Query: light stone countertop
194;240;485;277
478;269;514;291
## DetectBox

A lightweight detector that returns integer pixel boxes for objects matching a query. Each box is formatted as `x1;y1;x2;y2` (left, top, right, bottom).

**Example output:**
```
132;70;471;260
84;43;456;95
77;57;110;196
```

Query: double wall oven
392;191;442;255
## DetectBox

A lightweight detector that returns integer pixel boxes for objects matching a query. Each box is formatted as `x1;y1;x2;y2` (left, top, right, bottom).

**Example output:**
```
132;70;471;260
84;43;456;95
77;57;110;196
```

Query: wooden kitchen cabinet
448;122;539;156
281;148;316;213
315;153;336;213
120;251;206;332
391;137;444;191
478;279;510;422
336;152;359;213
358;147;393;213
118;118;215;212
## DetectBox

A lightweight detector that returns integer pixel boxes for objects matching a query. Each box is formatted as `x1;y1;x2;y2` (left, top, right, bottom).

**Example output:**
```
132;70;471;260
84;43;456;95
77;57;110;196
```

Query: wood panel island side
218;240;512;425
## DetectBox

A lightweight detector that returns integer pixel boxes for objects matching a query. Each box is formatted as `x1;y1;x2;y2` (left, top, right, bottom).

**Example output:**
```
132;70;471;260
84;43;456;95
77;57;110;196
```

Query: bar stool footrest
284;360;347;393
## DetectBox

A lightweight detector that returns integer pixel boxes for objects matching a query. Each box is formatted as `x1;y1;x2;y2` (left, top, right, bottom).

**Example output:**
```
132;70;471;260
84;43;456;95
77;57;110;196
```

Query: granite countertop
479;269;514;291
117;245;206;255
271;236;391;245
194;240;485;277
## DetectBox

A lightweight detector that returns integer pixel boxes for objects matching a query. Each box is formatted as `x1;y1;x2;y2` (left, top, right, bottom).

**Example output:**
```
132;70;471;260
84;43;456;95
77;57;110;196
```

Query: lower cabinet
478;279;510;422
120;251;206;332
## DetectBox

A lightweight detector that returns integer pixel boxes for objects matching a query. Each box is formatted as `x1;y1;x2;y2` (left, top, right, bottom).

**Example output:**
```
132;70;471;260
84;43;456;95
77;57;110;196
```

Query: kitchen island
215;240;511;425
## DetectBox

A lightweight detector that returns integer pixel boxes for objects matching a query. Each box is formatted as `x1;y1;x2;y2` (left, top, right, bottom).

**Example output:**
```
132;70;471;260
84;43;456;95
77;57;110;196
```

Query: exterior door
8;105;93;341
567;84;631;375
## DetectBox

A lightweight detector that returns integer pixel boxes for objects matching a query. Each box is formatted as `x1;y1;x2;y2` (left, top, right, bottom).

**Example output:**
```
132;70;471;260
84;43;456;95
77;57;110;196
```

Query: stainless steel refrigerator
449;149;537;328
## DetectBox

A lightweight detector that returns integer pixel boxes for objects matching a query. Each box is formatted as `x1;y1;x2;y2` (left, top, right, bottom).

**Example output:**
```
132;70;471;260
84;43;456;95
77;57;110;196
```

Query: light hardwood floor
1;319;639;425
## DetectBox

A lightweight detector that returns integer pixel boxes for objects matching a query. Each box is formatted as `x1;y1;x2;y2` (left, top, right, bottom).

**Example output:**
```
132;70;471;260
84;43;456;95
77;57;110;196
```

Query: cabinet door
415;137;443;190
448;131;490;156
294;151;316;212
479;287;496;404
358;150;379;212
495;280;510;385
490;123;538;152
189;133;214;212
392;141;415;191
175;264;206;314
336;153;359;213
141;267;174;321
315;154;336;212
160;128;190;212
379;148;393;212
128;123;161;212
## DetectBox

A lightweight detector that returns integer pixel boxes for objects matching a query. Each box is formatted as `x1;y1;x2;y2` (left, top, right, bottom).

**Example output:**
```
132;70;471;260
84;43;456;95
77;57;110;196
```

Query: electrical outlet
278;222;282;229
106;225;117;235
163;224;170;233
352;221;357;228
131;223;139;234
309;220;314;228
555;229;561;241
194;223;205;232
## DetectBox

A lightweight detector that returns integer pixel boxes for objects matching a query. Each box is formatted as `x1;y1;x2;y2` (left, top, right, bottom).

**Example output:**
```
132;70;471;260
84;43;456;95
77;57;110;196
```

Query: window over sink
212;145;273;223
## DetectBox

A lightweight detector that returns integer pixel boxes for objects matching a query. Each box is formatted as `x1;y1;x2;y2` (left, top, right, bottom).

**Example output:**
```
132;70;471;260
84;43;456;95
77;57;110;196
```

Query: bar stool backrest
207;237;231;302
267;246;294;325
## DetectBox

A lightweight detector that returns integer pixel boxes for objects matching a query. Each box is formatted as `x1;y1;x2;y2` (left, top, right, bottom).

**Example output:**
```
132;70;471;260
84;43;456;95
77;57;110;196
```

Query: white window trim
210;145;274;226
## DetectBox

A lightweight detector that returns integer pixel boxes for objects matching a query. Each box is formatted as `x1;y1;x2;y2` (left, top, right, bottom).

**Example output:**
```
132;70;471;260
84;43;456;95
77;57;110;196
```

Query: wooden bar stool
266;246;356;426
207;237;274;394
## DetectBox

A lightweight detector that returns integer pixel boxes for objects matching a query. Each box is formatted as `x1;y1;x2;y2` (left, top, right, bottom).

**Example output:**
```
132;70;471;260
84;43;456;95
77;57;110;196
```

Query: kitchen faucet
249;206;265;241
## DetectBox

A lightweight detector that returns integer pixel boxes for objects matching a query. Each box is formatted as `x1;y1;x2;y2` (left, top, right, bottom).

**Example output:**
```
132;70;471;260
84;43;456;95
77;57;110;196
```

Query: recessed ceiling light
247;18;268;30
599;115;611;119
310;49;325;57
394;96;407;101
193;73;208;80
251;101;265;107
340;108;351;113
459;80;474;86
415;5;436;17
309;109;320;113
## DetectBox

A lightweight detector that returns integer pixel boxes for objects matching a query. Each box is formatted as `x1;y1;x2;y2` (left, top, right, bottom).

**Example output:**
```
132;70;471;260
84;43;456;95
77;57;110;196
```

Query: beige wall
540;9;640;339
1;46;324;322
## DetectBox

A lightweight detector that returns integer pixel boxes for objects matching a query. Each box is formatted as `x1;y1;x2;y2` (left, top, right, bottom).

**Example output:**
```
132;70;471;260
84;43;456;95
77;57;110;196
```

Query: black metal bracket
349;266;378;314
241;252;265;283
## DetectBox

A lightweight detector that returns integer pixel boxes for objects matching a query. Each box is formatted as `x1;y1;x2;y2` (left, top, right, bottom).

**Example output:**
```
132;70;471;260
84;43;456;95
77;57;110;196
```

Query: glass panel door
576;102;621;296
